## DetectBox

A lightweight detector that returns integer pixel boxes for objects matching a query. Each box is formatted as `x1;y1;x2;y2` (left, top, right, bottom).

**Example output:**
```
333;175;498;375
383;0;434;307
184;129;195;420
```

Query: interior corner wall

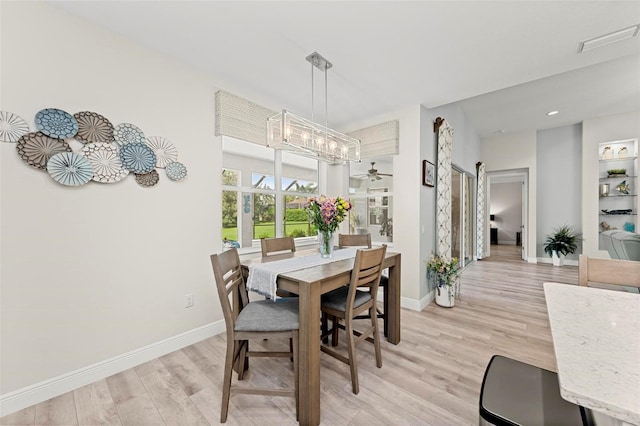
582;110;640;256
1;1;221;397
341;106;423;306
536;124;582;260
421;104;481;298
481;130;538;262
426;103;480;174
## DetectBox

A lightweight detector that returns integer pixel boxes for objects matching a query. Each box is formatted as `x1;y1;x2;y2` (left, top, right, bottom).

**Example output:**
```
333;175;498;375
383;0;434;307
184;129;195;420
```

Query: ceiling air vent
579;25;640;53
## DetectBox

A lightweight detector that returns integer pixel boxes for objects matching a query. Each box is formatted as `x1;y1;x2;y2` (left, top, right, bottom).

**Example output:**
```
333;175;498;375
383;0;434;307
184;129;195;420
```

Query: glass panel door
451;169;462;261
451;166;476;267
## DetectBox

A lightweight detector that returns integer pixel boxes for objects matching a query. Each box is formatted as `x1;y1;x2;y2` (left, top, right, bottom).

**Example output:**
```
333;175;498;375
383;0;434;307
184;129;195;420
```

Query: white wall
481;131;538;262
1;1;221;402
582;111;640;256
490;182;522;245
536;124;582;260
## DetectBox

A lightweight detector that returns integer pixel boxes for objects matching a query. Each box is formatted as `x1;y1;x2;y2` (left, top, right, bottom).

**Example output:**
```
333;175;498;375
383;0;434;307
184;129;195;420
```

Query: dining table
240;247;401;426
544;282;640;426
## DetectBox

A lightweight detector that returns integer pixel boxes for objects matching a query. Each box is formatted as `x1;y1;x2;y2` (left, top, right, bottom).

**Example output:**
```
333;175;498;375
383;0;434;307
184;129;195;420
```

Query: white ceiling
49;1;640;138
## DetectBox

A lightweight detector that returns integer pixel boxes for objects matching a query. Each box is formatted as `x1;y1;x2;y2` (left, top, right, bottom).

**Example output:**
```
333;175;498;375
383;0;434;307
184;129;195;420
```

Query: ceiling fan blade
378;173;393;177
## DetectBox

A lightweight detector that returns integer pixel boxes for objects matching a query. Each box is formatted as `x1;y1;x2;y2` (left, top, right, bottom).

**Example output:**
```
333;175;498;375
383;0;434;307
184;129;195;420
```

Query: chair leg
345;317;359;394
237;340;248;380
321;312;329;344
221;337;235;423
371;306;382;368
331;316;340;347
289;338;294;362
292;330;299;421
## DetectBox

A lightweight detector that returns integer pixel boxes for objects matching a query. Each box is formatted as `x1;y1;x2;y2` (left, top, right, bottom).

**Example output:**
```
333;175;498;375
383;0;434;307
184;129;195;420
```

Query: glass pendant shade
267;110;360;165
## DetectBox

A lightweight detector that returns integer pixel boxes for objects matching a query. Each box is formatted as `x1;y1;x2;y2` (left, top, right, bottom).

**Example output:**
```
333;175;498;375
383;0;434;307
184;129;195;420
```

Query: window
222;136;318;249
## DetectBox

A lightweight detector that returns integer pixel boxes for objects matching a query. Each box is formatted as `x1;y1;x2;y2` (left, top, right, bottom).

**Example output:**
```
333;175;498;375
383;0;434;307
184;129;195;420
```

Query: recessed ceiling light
579;25;640;53
547;110;559;116
495;129;505;134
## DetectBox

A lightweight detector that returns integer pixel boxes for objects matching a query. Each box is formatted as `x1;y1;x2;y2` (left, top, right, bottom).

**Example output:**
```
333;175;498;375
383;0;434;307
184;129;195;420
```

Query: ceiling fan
353;162;393;181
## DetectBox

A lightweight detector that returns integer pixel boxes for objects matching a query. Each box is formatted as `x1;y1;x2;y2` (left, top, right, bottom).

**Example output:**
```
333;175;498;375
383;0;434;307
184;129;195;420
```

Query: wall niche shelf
598;138;639;243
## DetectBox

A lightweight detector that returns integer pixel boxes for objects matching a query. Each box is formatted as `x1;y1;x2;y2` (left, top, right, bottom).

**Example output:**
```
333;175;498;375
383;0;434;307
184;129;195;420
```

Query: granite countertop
544;282;640;425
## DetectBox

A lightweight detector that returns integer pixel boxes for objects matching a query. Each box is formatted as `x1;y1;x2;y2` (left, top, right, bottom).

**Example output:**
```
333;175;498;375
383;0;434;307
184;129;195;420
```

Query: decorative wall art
81;142;129;183
422;160;434;187
113;123;145;145
16;131;72;170
119;142;157;174
10;107;187;189
145;136;178;168
165;161;187;181
35;108;78;139
47;152;94;186
74;111;115;143
135;169;160;187
0;111;30;143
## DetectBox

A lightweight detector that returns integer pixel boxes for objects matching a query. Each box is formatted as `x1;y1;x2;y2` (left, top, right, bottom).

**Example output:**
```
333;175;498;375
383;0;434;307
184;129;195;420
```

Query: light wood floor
1;245;578;425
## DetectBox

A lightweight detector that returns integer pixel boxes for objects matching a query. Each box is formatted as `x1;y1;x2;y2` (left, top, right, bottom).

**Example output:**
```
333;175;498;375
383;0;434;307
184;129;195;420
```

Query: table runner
247;247;359;299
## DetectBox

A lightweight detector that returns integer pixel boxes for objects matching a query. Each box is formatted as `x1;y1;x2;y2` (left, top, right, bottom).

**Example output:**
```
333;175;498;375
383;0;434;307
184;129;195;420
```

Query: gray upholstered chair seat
235;298;299;332
321;287;371;312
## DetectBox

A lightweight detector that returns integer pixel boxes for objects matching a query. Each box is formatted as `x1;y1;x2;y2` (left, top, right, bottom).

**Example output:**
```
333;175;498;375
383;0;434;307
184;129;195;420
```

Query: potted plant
379;217;393;241
426;253;459;307
543;225;582;266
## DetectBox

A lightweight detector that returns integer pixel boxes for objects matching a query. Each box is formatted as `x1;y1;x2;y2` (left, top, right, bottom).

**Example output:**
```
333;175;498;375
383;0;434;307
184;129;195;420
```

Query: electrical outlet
185;293;194;308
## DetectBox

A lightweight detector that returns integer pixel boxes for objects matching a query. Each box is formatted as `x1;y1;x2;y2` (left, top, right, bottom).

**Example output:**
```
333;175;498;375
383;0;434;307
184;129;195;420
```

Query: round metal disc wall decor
119;142;157;174
145;136;178;168
74;111;115;143
81;142;129;183
113;123;145;145
35;108;78;139
135;170;159;187
0;111;30;143
16;132;71;170
165;161;187;181
47;152;94;186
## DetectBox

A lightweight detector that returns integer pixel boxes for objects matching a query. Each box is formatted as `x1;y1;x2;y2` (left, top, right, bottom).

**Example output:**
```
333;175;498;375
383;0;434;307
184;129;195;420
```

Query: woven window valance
347;120;399;158
215;90;276;146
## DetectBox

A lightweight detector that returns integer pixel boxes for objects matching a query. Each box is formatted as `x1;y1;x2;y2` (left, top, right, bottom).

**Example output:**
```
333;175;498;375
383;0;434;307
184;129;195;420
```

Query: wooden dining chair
338;233;371;248
210;248;299;422
578;254;640;291
261;236;298;298
261;236;296;257
320;245;387;394
337;233;388;336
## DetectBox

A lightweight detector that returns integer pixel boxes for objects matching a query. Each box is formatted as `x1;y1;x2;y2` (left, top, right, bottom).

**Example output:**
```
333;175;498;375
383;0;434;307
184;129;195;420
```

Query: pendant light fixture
267;52;361;164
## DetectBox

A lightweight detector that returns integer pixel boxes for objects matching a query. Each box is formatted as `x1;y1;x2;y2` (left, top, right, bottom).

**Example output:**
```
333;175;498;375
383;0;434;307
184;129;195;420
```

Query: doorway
487;170;528;261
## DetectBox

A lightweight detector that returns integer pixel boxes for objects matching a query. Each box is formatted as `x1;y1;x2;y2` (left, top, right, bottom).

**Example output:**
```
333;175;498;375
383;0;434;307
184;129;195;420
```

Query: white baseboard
0;321;225;417
537;257;579;266
400;290;433;311
527;257;538;263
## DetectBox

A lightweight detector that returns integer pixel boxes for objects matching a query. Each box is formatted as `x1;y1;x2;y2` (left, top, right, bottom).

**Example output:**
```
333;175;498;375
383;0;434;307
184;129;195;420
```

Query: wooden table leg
298;281;321;425
387;256;401;345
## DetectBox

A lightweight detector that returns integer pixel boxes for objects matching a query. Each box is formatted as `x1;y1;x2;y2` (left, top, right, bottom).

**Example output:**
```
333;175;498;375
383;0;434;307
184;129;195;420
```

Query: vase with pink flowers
304;195;352;258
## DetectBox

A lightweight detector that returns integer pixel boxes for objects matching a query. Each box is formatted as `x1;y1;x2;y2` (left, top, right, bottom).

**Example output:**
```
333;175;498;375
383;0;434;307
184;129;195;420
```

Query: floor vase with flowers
318;230;334;258
435;279;455;307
